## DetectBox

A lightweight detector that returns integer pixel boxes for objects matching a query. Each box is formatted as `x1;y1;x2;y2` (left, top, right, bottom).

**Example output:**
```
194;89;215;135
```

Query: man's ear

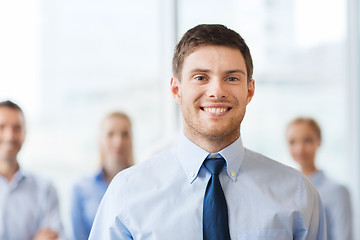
170;77;182;105
246;79;255;105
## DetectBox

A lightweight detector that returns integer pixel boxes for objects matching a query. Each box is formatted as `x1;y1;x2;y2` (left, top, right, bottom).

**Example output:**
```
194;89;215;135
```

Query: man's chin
201;129;238;142
0;153;18;161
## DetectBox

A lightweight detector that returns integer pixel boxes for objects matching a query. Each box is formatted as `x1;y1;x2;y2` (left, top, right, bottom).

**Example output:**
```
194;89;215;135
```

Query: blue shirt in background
309;170;352;240
70;169;108;240
0;168;66;240
89;134;327;240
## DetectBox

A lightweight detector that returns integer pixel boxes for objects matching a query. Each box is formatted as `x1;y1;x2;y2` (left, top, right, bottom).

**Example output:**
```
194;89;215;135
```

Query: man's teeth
203;107;228;113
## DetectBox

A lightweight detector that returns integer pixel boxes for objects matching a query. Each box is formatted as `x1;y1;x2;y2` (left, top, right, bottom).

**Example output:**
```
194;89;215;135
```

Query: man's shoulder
114;145;178;182
243;148;318;191
104;145;179;204
244;148;302;177
243;149;320;205
21;170;54;187
16;170;57;199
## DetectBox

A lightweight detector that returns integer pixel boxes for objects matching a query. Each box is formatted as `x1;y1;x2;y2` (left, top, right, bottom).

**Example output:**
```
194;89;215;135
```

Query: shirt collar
12;168;25;183
0;167;27;188
177;133;245;184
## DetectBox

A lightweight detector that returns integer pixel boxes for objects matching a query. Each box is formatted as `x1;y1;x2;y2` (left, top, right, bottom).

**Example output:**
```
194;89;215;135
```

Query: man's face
171;45;254;144
0;107;26;160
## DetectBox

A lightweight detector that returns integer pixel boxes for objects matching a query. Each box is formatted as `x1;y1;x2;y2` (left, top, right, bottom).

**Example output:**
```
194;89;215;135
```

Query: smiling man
0;100;65;240
89;24;326;240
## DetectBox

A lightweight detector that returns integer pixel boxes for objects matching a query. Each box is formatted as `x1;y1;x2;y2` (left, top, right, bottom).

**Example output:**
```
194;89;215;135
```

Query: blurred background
0;0;359;238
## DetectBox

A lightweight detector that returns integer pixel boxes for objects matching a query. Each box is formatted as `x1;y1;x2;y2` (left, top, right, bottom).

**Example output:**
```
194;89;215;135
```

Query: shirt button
231;171;236;177
190;172;195;178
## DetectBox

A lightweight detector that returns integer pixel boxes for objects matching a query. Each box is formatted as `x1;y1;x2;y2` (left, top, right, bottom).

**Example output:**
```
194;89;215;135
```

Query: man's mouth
200;107;232;113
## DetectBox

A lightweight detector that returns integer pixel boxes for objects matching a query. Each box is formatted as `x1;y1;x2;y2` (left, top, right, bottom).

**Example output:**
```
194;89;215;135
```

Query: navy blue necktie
203;157;231;240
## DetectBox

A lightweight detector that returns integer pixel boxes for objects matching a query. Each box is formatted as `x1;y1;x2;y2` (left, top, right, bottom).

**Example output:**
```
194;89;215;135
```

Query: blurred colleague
0;100;65;240
286;117;352;240
89;24;326;239
70;111;134;240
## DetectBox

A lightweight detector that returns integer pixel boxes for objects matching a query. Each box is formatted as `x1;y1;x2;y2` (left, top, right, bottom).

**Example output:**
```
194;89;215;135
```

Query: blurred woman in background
70;111;134;240
286;117;352;240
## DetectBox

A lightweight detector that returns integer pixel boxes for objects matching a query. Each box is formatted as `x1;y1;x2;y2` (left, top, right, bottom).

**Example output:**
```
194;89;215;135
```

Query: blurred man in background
0;100;65;240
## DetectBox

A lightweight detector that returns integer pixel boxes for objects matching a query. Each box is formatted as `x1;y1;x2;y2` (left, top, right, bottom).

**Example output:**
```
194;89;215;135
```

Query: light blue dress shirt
0;168;65;240
89;135;326;240
309;170;352;240
70;169;108;240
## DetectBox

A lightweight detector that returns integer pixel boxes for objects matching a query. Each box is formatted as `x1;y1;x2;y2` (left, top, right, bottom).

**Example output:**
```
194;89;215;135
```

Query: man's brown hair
0;100;23;113
172;24;253;83
0;100;24;120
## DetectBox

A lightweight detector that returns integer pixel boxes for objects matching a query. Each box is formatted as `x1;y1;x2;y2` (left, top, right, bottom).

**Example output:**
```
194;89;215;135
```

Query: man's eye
228;77;238;82
122;131;130;138
195;76;206;81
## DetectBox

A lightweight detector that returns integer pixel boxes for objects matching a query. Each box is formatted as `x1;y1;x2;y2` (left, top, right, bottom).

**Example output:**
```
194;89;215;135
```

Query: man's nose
2;128;16;141
206;79;228;99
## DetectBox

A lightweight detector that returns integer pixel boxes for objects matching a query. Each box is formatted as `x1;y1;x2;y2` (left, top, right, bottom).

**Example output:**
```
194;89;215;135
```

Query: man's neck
184;130;240;153
0;157;19;182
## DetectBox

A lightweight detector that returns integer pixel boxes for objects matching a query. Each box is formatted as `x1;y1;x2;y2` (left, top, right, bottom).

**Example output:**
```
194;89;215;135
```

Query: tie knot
204;157;226;175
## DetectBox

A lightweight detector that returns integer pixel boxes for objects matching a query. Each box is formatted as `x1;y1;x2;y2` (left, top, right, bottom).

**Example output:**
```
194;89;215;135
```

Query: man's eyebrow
189;68;246;76
189;68;211;74
225;69;246;76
